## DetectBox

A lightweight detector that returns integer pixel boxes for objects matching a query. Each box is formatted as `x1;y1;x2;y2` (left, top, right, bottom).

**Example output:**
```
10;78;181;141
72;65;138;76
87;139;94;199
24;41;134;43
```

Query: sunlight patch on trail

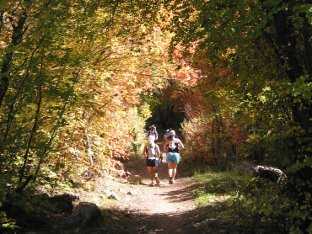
116;177;196;215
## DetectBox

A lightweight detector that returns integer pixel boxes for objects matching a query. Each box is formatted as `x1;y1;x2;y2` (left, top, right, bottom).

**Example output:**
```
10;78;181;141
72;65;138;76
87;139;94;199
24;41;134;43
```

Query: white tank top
147;144;159;159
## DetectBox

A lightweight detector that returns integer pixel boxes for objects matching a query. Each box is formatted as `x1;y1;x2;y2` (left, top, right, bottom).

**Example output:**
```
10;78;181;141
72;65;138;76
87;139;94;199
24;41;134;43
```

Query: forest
0;0;311;233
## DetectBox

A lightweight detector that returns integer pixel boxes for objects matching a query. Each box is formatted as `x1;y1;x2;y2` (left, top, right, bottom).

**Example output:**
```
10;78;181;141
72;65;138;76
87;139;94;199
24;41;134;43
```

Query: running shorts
146;158;160;167
166;152;181;164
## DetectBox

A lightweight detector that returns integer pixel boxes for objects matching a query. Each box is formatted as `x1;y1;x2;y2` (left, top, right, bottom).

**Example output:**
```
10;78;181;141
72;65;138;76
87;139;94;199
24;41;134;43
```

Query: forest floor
12;158;279;234
73;158;252;234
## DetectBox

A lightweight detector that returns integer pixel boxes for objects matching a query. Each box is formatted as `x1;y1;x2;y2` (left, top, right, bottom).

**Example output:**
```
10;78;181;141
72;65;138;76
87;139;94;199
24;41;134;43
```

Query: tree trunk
85;127;94;166
0;10;4;33
32;101;69;183
0;41;43;150
82;111;94;166
0;10;27;107
17;84;42;192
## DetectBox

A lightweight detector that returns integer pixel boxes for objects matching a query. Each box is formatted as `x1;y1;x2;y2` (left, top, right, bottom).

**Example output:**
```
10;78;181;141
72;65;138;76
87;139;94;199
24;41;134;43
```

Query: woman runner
147;125;158;143
164;130;184;184
144;141;161;186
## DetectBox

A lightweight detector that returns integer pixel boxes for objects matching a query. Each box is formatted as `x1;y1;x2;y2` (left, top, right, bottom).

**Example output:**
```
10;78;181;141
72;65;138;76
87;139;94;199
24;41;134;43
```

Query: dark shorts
146;158;159;167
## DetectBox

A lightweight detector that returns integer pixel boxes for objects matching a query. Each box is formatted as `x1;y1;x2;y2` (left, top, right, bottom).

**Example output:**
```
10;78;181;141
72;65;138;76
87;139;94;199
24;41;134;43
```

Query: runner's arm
156;145;162;160
178;139;184;149
163;143;169;152
143;146;148;158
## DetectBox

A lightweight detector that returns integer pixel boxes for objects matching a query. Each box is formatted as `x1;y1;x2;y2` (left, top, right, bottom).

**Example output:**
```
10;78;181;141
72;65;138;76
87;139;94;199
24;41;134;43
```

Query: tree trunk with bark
0;10;27;107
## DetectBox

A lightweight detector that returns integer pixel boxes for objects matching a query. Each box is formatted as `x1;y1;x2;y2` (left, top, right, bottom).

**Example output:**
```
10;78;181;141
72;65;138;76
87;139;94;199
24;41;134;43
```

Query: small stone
127;191;133;195
193;222;201;228
203;218;217;223
112;215;120;220
127;174;142;184
107;191;118;200
138;225;146;231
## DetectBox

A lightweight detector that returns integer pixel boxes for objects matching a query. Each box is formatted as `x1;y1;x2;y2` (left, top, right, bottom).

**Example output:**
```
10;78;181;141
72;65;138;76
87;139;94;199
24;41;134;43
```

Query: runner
164;130;184;184
147;125;158;143
144;141;161;186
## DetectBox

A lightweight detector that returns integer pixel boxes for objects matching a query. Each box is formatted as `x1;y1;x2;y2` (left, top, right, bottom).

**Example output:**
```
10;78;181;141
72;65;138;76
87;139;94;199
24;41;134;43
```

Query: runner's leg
153;167;160;185
168;162;175;183
172;164;177;183
147;166;154;185
172;153;181;182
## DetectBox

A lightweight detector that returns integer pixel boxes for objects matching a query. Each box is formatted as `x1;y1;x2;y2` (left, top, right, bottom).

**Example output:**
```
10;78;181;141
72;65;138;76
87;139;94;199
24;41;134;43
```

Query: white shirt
146;144;160;159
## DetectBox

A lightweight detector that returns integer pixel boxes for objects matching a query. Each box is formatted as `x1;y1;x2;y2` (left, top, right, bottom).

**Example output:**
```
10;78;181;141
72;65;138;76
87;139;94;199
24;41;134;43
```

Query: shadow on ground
11;182;280;234
158;183;199;203
2;159;283;234
17;203;274;234
123;157;197;180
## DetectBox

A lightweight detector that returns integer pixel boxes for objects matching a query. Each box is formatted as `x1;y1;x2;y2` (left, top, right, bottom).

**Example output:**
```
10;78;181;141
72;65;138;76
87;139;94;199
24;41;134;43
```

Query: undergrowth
192;169;291;233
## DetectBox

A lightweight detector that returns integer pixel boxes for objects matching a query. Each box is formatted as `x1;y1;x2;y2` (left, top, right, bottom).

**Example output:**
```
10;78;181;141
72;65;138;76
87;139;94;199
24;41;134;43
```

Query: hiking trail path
79;158;206;234
78;158;238;234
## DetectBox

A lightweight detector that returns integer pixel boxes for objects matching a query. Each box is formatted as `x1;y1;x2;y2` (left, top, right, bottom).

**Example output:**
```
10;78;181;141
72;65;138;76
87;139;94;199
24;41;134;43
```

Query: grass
191;168;288;233
193;170;251;207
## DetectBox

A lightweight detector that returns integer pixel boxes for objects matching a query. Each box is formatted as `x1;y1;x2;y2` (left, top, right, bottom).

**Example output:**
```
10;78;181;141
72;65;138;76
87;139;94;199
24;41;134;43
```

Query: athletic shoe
169;178;173;184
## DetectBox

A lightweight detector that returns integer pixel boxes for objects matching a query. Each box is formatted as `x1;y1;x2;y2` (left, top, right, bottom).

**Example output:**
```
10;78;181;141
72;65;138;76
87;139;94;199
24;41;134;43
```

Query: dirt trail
90;159;200;234
119;159;195;214
116;177;197;233
75;158;255;234
117;177;195;213
76;158;249;234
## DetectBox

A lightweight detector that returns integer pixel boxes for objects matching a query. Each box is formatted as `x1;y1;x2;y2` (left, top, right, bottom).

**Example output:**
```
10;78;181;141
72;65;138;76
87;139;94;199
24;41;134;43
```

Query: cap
169;130;175;136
